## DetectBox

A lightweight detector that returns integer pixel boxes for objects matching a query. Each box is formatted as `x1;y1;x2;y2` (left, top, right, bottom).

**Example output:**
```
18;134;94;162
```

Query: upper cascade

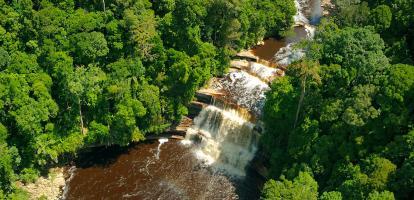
274;0;320;66
231;60;283;83
182;0;322;177
294;0;310;25
219;71;270;116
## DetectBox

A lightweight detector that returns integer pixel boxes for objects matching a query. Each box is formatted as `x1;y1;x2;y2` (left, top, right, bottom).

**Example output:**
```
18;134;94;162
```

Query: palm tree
290;59;321;129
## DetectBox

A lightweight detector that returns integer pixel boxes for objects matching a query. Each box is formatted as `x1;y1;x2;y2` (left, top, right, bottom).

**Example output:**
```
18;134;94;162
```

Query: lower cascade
54;0;327;199
182;105;260;176
180;0;320;178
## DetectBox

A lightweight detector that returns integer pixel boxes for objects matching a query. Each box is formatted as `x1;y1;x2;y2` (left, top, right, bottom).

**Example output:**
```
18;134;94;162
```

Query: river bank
29;0;327;198
17;168;66;200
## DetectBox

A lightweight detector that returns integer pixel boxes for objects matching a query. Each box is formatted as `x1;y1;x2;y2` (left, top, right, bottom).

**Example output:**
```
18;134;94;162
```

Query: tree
335;1;371;27
376;64;414;138
362;155;396;190
68;66;106;134
152;0;176;16
252;0;296;37
289;60;321;129
367;191;395;200
317;27;389;84
320;191;343;200
370;5;392;31
0;142;14;194
70;32;109;64
261;172;318;200
65;9;104;34
124;8;158;59
0;48;10;69
389;151;414;199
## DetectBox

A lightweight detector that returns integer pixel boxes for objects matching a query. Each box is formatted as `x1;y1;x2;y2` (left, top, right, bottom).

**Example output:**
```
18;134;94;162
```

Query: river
62;0;323;199
63;140;261;199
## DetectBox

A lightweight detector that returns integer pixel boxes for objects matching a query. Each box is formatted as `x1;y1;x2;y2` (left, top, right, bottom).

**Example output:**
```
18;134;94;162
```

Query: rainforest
0;0;413;199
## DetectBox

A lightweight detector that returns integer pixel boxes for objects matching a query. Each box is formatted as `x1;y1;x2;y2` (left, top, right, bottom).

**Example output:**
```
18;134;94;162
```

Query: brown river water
63;32;303;200
63;1;322;198
64;140;262;200
63;29;289;200
252;38;286;61
251;26;308;62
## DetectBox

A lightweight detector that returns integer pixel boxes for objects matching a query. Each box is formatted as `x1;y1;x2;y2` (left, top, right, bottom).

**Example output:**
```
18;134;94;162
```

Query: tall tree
289;60;321;129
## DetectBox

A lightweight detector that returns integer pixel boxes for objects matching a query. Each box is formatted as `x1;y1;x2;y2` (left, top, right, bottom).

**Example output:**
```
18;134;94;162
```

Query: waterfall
182;0;320;177
156;138;169;159
220;71;270;116
274;0;318;66
294;0;310;25
310;0;323;24
182;105;259;176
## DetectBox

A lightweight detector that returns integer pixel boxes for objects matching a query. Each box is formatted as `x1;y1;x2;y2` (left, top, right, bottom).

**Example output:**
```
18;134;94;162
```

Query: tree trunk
294;76;306;129
78;98;84;135
102;0;106;12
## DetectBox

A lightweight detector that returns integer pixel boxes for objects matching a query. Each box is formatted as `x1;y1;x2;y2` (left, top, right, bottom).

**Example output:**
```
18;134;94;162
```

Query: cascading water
294;0;311;25
63;0;324;199
274;0;320;66
183;0;320;178
310;0;323;24
183;105;259;176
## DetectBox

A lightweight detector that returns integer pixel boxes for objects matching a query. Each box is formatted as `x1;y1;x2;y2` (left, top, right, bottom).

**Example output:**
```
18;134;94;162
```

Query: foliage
262;19;414;200
319;191;342;200
334;0;414;64
0;0;296;196
261;172;318;200
19;168;39;184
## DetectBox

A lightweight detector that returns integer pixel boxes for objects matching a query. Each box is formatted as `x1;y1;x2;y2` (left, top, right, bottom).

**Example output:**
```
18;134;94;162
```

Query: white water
60;166;76;200
220;71;270;116
248;62;281;82
310;0;323;24
274;0;318;66
183;0;320;178
294;0;310;25
156;138;169;159
231;60;280;83
182;105;259;176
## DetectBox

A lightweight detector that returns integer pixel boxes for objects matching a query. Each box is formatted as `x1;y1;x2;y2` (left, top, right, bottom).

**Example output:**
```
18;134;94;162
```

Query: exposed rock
165;116;193;136
230;60;249;70
321;0;334;16
235;50;259;62
18;168;65;200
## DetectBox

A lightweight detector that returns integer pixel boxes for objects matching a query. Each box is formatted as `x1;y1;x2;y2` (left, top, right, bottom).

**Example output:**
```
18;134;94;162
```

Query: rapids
63;141;260;199
62;0;323;199
182;105;259;176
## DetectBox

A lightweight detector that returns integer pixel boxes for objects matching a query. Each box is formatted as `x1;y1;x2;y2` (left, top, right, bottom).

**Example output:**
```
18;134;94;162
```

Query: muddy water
251;26;309;62
64;0;323;198
64;141;261;200
251;38;286;62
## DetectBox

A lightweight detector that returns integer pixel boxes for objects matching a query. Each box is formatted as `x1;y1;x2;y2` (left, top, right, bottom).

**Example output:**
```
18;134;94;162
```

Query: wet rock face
220;71;270;116
63;1;324;199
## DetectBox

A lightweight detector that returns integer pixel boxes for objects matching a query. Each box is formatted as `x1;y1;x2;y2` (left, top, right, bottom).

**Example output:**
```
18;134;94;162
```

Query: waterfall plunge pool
62;140;262;200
